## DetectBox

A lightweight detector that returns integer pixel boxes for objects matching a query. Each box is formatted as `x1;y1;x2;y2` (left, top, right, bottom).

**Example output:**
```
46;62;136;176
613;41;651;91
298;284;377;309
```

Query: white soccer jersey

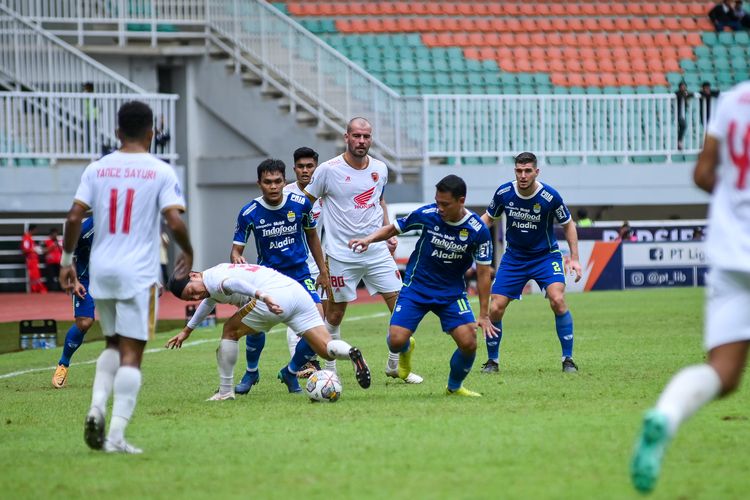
202;262;297;302
304;154;390;263
73;151;185;299
284;181;322;275
705;81;750;272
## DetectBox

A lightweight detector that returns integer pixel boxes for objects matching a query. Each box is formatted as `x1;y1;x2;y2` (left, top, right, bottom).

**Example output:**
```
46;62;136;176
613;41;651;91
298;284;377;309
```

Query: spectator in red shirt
44;228;63;291
21;224;47;293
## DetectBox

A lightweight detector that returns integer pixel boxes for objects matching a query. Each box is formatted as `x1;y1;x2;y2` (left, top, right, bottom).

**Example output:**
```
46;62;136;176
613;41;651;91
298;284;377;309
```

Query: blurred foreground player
631;81;750;493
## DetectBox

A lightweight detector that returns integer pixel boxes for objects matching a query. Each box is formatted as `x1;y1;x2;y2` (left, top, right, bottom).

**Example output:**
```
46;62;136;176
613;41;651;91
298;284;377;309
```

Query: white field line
0;311;390;380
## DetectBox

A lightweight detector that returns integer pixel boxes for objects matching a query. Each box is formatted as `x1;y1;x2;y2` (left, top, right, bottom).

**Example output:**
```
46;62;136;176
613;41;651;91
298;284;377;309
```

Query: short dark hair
514;152;537;166
28;224;38;231
293;147;318;163
168;274;190;299
435;174;466;199
49;228;58;235
117;101;153;141
702;81;711;87
577;208;588;218
257;158;286;181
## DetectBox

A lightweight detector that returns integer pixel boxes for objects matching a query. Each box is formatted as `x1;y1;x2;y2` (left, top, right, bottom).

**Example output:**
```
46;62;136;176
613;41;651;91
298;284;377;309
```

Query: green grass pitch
1;288;748;499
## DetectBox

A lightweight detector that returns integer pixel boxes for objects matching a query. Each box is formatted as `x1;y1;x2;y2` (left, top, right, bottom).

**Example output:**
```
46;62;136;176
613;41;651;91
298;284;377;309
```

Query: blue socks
485;320;503;362
289;337;316;373
58;324;86;367
245;333;266;371
386;334;410;354
448;348;476;390
555;311;574;358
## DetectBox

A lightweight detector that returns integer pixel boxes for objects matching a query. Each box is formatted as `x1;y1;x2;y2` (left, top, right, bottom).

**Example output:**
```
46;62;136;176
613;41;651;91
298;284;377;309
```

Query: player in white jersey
303;117;422;383
59;101;194;454
165;263;371;399
631;81;750;493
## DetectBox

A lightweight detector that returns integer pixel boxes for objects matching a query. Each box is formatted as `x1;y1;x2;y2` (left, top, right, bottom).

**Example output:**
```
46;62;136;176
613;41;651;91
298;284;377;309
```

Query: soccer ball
305;369;342;403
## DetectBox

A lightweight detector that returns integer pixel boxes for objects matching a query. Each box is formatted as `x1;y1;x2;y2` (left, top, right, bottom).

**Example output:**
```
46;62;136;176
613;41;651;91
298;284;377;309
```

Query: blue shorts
73;279;95;319
491;251;565;300
278;265;322;304
390;287;475;333
297;276;321;304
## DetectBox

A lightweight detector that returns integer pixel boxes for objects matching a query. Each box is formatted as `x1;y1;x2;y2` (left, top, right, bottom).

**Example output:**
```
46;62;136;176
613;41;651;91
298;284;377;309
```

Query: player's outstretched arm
693;135;720;193
476;264;501;338
230;244;246;264
562;221;582;283
221;278;284;315
163;207;193;278
379;196;398;253
480;212;495;228
166;326;193;349
349;224;399;253
60;202;87;294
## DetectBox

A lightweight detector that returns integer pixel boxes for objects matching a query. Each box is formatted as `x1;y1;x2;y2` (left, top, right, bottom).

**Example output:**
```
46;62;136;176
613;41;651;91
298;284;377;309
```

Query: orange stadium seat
630;18;647;31
581;4;597;16
546;47;563;60
600;74;618;87
611;3;627;15
598;59;616;74
458;18;477;32
550;73;567;86
689;3;706;16
568;74;585;87
475;18;492;32
549;4;566;16
584;74;602;87
547;32;563;47
453;33;469;46
626;3;643;15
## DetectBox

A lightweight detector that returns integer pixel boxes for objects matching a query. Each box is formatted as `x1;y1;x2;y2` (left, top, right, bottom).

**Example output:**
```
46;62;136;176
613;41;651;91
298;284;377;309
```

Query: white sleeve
707;93;729;141
73;164;95;208
186;298;217;330
219;278;259;298
303;164;328;199
159;166;186;212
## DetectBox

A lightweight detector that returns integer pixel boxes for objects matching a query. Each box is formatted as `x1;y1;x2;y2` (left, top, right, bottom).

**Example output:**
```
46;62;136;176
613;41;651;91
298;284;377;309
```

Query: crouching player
349;175;497;396
52;216;95;388
166;263;370;400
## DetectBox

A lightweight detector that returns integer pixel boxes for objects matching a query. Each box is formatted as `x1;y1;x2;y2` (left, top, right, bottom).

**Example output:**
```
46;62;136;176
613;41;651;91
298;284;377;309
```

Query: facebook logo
649;248;664;261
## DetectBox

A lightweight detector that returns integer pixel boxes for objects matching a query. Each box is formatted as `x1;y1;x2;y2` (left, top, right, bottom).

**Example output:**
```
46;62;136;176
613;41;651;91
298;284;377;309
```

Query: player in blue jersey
52;216;95;388
479;152;582;374
349;175;497;396
229;158;328;394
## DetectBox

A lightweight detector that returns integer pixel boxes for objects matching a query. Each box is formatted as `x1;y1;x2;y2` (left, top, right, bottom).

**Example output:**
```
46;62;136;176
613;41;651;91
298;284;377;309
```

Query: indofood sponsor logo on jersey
261;224;297;238
508;208;540;230
353;186;376;209
430;233;469;260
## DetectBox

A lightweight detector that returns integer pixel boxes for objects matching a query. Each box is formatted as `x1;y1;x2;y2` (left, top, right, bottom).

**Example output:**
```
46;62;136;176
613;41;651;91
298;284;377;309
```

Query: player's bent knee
76;316;94;332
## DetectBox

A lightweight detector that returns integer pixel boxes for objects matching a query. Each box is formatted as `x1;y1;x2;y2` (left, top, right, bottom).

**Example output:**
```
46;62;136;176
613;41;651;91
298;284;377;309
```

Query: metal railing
0;3;146;94
5;0;207;46
419;93;706;165
0;218;64;292
0;92;179;163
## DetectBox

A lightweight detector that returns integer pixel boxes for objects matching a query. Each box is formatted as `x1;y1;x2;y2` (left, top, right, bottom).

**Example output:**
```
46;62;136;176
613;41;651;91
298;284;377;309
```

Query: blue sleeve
487;190;505;219
394;208;425;234
473;224;493;265
552;192;572;224
233;206;253;245
302;198;317;230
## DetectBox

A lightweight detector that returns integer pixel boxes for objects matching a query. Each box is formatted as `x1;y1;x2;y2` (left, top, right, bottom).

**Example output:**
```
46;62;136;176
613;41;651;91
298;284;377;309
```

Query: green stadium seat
481;60;499;72
569;86;586;95
702;32;719;47
732;57;748;70
603;86;620;94
694;46;710;58
681;59;697;72
736;31;750;46
718;32;736;46
715;58;731;72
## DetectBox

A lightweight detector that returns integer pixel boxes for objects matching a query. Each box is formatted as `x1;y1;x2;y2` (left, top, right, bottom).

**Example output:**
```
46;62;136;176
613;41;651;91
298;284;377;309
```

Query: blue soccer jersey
395;204;493;299
233;192;317;281
486;181;571;257
75;217;95;280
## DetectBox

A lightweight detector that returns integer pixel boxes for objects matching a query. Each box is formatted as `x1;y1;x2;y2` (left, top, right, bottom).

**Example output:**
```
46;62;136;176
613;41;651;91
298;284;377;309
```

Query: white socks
217;339;238;394
656;364;722;435
387;351;399;372
327;339;352;359
108;366;142;443
90;348;120;415
324;321;340;371
286;326;300;357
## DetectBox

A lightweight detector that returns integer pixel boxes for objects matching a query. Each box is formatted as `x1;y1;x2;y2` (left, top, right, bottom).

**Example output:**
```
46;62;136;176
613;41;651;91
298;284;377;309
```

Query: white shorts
239;282;324;335
327;255;401;303
704;268;750;351
97;285;158;342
